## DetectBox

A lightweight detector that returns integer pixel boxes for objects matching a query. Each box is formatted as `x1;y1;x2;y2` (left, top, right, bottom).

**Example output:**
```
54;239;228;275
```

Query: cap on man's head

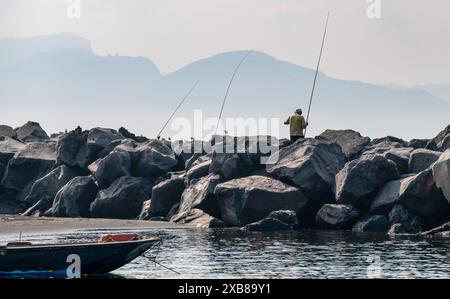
296;109;303;114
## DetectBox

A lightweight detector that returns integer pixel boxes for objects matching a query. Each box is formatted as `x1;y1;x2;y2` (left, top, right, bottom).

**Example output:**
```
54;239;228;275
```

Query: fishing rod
215;51;253;136
304;11;330;137
157;80;200;139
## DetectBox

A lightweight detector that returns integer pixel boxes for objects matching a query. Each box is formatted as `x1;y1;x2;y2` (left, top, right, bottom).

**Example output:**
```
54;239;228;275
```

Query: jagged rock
131;140;178;177
0;125;17;138
209;152;254;180
335;155;399;207
315;204;360;229
408;139;429;149
430;125;450;151
370;136;408;148
15;121;49;142
316;129;371;159
139;176;185;219
437;134;450;151
408;149;441;173
118;127;148;143
371;167;449;227
88;151;131;188
360;136;408;158
266;138;346;203
56;127;124;170
398;169;449;226
1;142;56;201
371;169;447;228
22;165;77;207
171;208;225;228
186;159;211;182
352;215;389;233
214;175;309;227
0;137;26;181
370;177;408;214
244;210;299;232
384;148;414;174
387;205;423;233
174;174;222;220
50;176;99;217
55;127;89;169
432;149;450;203
244;217;291;231
266;210;299;227
173;140;205;169
90;176;152;219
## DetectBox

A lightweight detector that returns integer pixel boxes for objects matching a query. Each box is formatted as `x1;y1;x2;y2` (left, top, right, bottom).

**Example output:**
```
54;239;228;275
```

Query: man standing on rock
284;109;308;143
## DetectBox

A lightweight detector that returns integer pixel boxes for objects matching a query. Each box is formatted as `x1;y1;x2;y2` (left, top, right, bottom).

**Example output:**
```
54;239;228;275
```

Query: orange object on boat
99;233;142;243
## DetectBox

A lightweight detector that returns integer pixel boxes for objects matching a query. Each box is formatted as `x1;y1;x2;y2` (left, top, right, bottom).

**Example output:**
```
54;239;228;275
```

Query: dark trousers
290;135;304;143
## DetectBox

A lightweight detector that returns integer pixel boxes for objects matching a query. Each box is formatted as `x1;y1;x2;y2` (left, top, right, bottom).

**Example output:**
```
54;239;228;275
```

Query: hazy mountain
0;33;449;140
415;84;450;102
0;32;91;71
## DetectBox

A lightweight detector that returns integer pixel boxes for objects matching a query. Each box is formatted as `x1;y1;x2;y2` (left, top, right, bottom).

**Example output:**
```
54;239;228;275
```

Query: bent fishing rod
304;11;330;137
157;80;200;139
214;51;253;136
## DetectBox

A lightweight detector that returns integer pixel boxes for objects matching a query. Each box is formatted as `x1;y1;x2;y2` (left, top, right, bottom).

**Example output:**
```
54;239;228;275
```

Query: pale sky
1;0;449;86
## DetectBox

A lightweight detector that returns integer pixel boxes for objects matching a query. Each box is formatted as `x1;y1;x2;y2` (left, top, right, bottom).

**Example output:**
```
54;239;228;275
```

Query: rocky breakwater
0;122;449;238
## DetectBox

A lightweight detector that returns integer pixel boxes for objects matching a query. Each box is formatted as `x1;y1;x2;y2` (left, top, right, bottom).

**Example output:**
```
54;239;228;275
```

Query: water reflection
0;228;448;279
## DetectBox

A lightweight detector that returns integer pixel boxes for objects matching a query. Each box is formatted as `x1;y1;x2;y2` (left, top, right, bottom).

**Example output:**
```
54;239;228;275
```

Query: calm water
1;228;449;279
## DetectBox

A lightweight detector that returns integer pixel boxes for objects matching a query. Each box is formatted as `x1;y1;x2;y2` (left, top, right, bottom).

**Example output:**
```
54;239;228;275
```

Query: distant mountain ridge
0;33;449;140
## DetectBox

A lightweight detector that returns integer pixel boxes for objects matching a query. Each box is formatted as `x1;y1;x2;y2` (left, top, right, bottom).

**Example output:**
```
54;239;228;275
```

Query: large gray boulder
352;215;389;233
214;175;309;227
432;149;450;203
408;139;429;149
50;176;99;218
315;204;360;229
90;176;152;219
22;165;77;207
371;168;449;227
429;125;450;151
383;148;414;175
173;174;222;219
335;155;399;207
266;138;346;202
0;137;25;181
387;205;423;234
170;208;225;228
131;140;178;177
118;127;148;143
360;136;408;158
139;176;185;219
186;159;211;183
316;129;370;159
56;127;124;170
408;149;441;173
88;151;131;188
1;142;56;201
243;210;299;232
209;152;254;181
0;125;17;138
15;121;49;142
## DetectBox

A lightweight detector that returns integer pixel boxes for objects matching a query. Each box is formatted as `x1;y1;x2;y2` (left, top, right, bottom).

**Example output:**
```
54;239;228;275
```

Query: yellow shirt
284;113;306;136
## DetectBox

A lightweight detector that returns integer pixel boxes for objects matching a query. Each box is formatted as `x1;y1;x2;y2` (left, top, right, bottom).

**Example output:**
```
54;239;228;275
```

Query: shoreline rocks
1;121;449;237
